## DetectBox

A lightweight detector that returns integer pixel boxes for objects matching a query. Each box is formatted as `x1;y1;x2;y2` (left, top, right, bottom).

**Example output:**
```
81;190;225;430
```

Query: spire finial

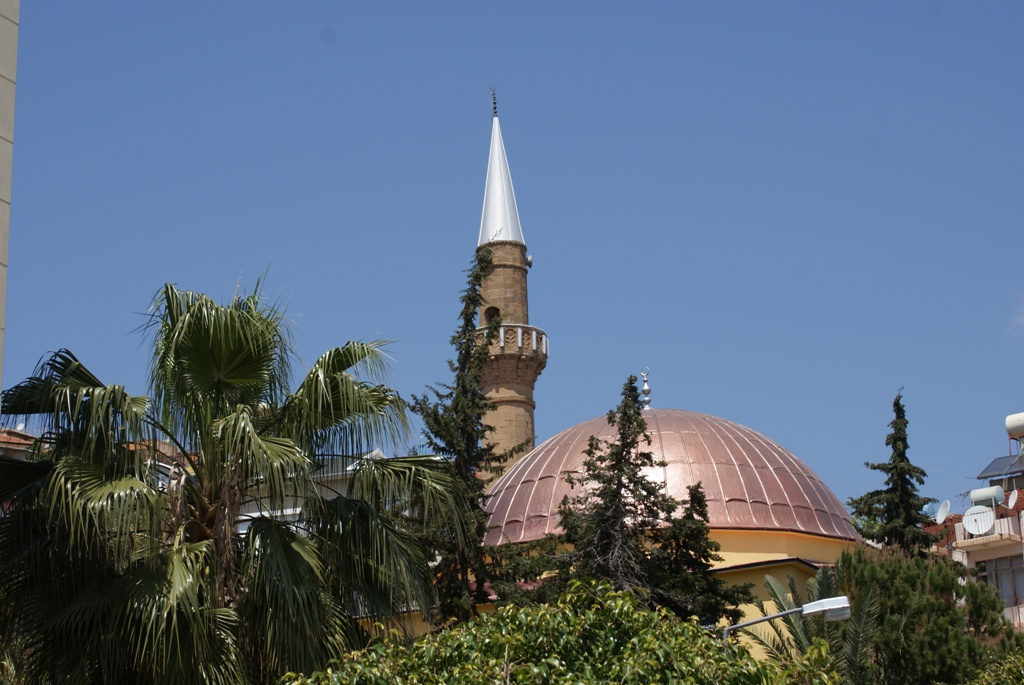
640;368;652;410
478;90;525;245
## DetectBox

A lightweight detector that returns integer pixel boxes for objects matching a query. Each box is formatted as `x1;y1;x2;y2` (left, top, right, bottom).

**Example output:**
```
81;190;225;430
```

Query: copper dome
484;408;858;546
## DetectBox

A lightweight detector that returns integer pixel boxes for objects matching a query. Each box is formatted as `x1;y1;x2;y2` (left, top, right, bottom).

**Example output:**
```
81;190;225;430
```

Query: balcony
1003;604;1024;629
953;514;1023;551
478;324;549;358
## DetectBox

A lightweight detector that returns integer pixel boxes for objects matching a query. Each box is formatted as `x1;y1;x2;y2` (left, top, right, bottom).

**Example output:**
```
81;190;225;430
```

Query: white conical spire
478;101;525;246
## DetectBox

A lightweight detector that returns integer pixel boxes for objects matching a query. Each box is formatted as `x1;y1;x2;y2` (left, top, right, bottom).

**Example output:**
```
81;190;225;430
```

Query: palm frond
147;283;292;440
746;574;812;660
40;457;164;564
311;494;434;635
210;406;311;511
744;617;795;664
2;282;439;683
839;584;879;684
2;530;237;684
807;563;838;601
2;349;104;418
238;518;352;680
279;342;409;457
2;350;152;468
805;565;845;664
54;384;151;464
318;339;397;381
115;540;243;685
14;559;121;683
749;567;877;685
348;454;471;547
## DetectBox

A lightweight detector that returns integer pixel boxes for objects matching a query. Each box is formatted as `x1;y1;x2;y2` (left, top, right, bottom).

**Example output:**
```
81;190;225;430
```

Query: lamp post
722;596;851;649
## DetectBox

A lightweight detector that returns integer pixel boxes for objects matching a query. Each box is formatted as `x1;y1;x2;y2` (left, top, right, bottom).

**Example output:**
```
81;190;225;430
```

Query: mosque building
471;98;860;607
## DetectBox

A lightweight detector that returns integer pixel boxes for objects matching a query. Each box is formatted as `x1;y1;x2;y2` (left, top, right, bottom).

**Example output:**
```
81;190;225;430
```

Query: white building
938;412;1024;628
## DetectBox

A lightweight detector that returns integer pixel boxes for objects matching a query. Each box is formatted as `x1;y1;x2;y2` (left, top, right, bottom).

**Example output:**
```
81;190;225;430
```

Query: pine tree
557;376;751;624
648;483;753;625
847;391;937;552
558;376;677;592
837;546;1022;685
409;250;524;622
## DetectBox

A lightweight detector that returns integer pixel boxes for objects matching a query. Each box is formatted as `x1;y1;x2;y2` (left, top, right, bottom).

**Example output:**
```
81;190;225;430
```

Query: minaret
477;94;548;464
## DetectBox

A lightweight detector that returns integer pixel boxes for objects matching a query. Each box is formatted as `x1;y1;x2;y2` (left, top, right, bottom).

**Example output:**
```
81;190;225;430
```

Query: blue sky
7;2;1023;512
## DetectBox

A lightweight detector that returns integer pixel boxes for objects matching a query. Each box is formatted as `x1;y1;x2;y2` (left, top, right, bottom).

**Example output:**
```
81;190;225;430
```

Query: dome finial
640;368;651;410
491;88;498;118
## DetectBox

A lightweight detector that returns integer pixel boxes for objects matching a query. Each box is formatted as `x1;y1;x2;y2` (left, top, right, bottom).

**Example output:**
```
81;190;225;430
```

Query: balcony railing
478;324;549;358
1003;604;1024;629
954;514;1022;548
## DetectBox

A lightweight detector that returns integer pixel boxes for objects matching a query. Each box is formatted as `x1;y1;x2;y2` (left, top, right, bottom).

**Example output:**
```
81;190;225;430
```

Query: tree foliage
847;392;937;552
647;482;754;624
556;376;752;624
0;284;468;684
837;546;1021;685
558;376;675;592
409;250;523;623
967;648;1024;685
281;581;827;685
752;548;1022;685
748;565;879;685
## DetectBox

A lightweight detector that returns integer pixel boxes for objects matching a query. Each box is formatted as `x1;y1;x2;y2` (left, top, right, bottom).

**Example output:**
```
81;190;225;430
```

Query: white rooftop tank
1006;412;1024;441
970;485;1005;507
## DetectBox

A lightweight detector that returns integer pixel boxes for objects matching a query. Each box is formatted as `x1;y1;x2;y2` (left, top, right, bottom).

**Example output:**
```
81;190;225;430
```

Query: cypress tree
409;250;524;621
847;391;937;552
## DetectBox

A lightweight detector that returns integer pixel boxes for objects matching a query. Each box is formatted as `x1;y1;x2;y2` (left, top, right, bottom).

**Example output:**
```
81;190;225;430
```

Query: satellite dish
935;500;950;525
963;505;995;536
1008;490;1019;510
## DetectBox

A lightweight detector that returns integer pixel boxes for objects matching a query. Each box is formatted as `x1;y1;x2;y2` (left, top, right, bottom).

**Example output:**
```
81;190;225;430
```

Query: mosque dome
484;408;859;546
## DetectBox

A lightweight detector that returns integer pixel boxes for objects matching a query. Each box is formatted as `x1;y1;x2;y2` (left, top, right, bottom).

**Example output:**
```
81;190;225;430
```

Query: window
977;555;1024;607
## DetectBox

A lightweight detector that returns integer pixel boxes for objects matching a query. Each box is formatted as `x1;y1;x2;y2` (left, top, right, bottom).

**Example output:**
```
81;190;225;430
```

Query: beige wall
0;0;17;394
714;529;855;570
713;530;857;657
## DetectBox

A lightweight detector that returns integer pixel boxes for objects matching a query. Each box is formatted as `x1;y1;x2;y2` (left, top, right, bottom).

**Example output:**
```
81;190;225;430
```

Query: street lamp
722;596;851;648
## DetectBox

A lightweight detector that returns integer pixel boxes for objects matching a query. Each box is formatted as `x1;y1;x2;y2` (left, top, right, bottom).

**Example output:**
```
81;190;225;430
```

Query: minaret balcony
477;324;549;360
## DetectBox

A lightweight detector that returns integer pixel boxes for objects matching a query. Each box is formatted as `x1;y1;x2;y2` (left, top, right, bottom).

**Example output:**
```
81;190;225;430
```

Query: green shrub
281;581;834;685
967;648;1024;685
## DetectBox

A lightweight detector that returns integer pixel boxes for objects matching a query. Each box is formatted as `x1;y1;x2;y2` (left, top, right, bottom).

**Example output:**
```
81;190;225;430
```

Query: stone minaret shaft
476;102;547;464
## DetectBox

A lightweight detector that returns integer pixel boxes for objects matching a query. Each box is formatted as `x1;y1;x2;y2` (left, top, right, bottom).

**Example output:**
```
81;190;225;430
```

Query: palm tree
0;284;469;684
746;565;878;685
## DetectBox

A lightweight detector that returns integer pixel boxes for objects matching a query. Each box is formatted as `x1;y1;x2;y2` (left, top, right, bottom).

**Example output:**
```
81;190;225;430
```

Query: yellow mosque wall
713;529;857;570
711;529;859;655
713;528;856;611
